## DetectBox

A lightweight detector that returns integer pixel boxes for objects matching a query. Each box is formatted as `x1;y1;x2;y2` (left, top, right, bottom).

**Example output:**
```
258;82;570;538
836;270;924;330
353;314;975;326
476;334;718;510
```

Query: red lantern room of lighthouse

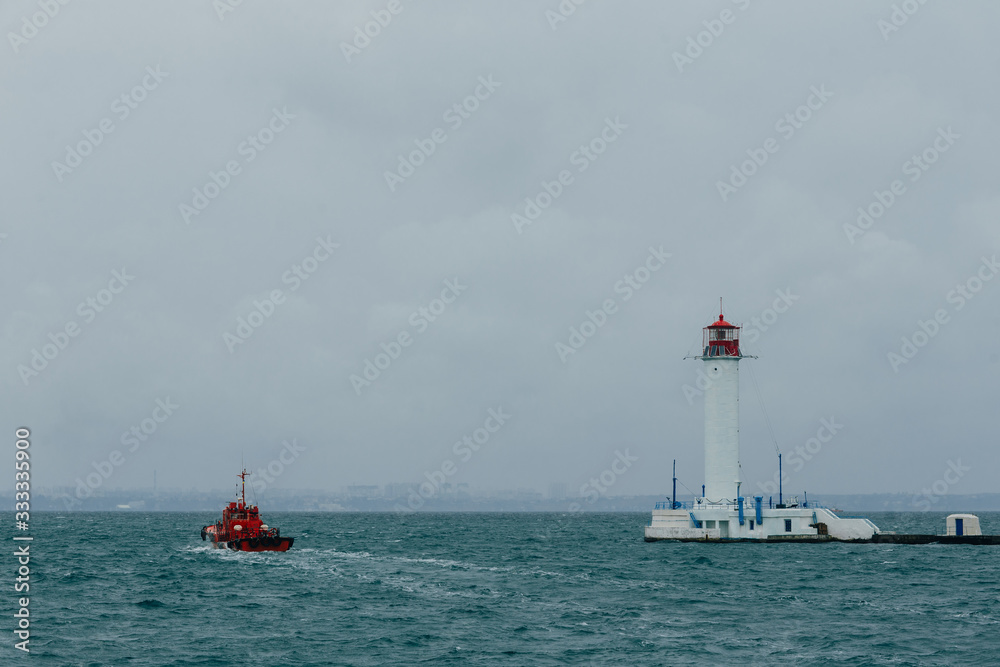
702;312;742;358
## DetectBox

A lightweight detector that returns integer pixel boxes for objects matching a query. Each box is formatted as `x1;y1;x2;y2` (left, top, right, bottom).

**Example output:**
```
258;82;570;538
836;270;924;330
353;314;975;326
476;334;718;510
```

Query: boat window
784;519;792;532
749;520;754;530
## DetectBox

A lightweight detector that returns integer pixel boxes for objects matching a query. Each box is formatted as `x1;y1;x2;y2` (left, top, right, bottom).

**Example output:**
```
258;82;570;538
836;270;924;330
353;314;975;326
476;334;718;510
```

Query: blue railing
653;498;847;512
653;500;695;510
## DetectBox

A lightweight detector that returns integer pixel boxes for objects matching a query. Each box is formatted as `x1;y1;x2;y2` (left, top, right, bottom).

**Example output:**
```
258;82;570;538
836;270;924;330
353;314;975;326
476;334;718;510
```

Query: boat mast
238;468;251;506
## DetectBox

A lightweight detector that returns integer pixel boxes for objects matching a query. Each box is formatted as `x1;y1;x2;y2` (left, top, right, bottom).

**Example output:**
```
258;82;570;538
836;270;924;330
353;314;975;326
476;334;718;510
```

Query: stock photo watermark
912;459;970;511
672;0;752;73
384;75;502;192
17;268;135;386
545;449;639;539
351;278;467;394
178;107;296;224
340;0;408;63
13;427;33;653
61;397;179;509
394;407;512;512
756;417;844;497
223;235;340;352
213;0;244;21
877;0;931;42
51;65;169;183
740;288;799;344
577;449;639;503
511;116;627;234
555;246;670;363
7;0;73;55
249;439;306;493
545;0;590;31
843;126;959;244
887;255;998;373
682;288;798;404
716;84;833;202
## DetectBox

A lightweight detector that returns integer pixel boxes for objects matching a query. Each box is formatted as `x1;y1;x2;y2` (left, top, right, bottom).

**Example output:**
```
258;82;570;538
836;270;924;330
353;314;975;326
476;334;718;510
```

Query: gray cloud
3;0;998;500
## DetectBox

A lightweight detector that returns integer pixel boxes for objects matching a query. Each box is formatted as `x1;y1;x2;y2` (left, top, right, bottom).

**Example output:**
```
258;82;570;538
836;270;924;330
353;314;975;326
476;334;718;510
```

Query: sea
3;511;999;666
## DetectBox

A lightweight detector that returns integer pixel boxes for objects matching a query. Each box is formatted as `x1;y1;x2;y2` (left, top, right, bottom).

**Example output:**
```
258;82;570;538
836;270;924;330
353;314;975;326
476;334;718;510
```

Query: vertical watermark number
13;427;32;653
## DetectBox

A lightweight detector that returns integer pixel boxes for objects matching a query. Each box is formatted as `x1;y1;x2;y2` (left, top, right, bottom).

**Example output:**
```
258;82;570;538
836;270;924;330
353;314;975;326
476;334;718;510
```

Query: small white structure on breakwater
946;514;981;536
645;306;880;542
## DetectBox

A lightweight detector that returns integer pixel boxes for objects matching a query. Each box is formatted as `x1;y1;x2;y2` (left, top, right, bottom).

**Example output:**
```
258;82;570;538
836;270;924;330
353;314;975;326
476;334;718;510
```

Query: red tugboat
200;469;293;552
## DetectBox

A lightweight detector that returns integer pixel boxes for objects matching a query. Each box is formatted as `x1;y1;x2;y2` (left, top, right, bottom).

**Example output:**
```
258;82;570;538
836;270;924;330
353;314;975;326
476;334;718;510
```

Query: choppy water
4;511;999;665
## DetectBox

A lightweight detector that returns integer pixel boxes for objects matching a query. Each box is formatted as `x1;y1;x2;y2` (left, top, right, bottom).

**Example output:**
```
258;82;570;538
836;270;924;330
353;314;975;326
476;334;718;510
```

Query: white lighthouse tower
701;309;742;502
643;302;881;542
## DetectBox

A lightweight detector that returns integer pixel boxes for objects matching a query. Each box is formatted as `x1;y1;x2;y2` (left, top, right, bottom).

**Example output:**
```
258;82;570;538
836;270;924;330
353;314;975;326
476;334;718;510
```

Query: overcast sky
3;1;998;505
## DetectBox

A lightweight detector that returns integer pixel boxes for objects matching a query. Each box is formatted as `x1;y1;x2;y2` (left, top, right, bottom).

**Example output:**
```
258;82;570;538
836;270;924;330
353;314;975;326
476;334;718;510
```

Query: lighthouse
643;301;881;541
700;309;742;502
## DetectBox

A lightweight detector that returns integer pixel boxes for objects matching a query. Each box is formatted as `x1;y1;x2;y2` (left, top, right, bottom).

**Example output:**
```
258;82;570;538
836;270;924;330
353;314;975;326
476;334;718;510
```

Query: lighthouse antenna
778;453;783;506
672;460;677;509
719;296;723;319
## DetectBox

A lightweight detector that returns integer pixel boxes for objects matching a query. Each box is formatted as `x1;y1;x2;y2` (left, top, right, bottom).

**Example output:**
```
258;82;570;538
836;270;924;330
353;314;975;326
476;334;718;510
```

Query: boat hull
208;536;294;552
202;525;294;552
